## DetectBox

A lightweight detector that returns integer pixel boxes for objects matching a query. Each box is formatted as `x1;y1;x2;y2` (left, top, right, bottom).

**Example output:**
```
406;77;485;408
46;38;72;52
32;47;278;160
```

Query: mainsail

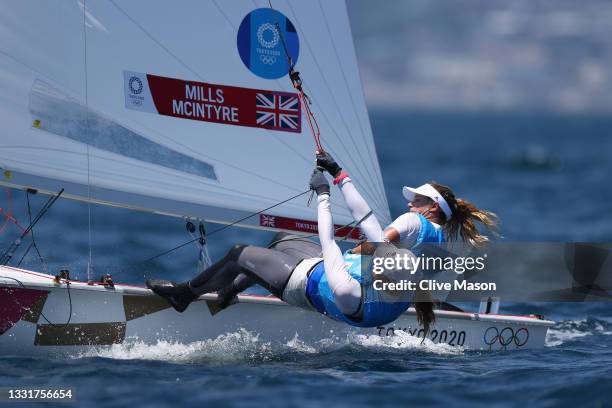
0;0;390;236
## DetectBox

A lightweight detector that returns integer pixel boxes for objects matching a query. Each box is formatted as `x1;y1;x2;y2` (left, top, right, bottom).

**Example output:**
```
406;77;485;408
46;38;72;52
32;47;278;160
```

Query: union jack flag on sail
260;214;276;227
255;92;301;132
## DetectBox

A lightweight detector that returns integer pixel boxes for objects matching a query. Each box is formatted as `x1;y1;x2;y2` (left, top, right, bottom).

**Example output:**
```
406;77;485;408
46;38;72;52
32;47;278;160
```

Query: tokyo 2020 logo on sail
237;8;300;79
128;76;143;95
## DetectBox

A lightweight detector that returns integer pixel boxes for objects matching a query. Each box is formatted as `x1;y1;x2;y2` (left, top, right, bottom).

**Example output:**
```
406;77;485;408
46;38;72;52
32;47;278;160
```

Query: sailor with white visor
390;183;452;249
315;151;500;327
403;184;454;221
392;181;498;248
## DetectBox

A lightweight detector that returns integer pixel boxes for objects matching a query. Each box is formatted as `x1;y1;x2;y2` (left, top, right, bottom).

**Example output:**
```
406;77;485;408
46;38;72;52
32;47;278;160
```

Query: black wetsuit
188;232;322;300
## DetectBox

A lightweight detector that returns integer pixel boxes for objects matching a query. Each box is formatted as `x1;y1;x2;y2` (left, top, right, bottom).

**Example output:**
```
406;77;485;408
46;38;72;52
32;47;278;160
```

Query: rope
0;189;64;265
15;192;48;274
140;188;312;263
269;0;324;153
281;1;388;209
339;210;372;242
139;186;370;265
298;90;322;152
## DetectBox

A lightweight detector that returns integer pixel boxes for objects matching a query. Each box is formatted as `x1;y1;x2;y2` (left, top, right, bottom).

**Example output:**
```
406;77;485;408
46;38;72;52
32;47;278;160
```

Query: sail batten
0;0;391;236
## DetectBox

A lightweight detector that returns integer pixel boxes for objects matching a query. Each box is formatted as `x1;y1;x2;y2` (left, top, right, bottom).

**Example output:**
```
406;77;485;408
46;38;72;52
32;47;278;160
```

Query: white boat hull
0;266;554;355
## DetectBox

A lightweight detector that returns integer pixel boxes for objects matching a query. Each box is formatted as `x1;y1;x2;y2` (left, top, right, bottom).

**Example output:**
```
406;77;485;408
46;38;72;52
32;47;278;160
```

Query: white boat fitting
0;266;554;354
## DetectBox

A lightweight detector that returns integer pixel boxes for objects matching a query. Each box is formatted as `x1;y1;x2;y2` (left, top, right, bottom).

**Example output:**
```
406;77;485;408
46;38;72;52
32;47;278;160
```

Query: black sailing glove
309;169;330;196
316;151;342;177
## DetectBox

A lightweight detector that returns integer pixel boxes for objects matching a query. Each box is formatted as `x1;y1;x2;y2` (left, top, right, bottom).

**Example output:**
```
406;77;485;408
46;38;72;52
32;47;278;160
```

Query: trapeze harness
303;178;446;328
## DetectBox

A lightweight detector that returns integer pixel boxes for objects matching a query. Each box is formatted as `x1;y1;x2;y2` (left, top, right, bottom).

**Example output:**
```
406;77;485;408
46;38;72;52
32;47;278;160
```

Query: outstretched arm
316;152;385;242
337;177;385;242
310;170;361;316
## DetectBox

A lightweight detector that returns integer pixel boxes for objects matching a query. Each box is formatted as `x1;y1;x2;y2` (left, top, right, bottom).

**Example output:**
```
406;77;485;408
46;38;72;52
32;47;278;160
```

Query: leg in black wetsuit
146;232;322;312
215;232;323;308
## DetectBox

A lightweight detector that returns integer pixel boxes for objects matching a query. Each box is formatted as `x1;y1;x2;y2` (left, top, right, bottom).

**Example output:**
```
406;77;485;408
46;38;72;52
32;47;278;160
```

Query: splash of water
74;328;463;364
348;330;464;355
546;318;612;347
76;329;273;364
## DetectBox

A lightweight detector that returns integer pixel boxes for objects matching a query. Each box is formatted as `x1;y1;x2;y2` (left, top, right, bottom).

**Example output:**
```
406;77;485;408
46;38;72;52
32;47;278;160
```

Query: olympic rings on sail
483;326;529;349
259;55;277;65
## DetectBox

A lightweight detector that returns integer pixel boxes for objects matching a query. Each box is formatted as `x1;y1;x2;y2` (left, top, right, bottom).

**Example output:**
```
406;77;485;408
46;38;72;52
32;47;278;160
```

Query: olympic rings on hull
483;326;530;350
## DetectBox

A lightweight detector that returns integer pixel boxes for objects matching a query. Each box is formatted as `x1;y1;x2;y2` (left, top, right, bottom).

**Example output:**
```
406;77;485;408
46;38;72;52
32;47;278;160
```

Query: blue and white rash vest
305;213;445;327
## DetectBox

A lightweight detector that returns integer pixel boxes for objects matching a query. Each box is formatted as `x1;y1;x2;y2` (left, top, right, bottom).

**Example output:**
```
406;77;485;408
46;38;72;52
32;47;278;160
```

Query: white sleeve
386;213;422;247
338;178;385;242
317;194;362;316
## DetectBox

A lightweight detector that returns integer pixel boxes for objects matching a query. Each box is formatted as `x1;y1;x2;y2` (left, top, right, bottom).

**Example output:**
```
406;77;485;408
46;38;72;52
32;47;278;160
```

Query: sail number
376;326;466;346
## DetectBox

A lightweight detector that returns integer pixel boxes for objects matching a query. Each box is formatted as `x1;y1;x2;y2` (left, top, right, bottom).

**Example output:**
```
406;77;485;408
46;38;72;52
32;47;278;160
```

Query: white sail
0;0;390;236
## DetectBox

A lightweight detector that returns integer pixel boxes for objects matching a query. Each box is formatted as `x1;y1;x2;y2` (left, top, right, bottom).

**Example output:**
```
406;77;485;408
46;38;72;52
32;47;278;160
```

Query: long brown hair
414;182;499;339
429;181;499;247
413;289;435;340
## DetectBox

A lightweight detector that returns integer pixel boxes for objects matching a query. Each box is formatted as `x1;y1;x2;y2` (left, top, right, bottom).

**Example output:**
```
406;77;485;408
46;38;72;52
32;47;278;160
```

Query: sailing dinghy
0;0;553;354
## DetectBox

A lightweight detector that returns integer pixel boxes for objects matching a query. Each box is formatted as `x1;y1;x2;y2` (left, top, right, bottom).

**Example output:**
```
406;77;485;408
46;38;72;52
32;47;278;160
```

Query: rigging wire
282;1;388;208
86;151;93;282
314;0;388;202
139;188;312;264
137;185;369;266
15;242;34;268
83;0;94;283
15;192;49;274
268;0;322;153
0;189;64;265
267;0;388;212
216;0;364;176
268;0;387;212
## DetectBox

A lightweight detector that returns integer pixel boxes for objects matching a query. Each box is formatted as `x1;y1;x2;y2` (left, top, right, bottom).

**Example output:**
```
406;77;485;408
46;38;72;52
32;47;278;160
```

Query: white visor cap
402;183;453;220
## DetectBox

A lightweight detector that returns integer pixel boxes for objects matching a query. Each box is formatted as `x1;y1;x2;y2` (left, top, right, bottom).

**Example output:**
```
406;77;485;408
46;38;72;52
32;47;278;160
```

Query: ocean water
1;111;612;407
